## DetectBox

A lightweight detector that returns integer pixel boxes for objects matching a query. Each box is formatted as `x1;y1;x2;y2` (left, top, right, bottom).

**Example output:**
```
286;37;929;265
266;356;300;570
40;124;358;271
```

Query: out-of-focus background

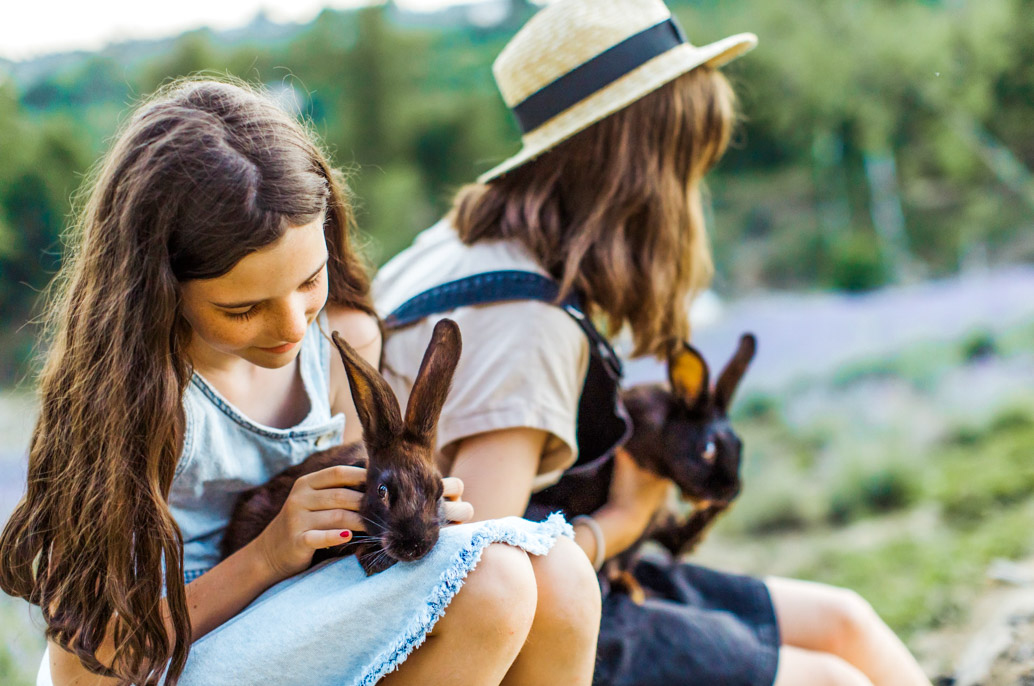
1;0;1032;683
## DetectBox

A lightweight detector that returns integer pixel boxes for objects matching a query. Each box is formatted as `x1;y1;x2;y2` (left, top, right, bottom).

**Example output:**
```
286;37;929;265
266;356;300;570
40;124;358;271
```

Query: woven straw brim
478;32;757;183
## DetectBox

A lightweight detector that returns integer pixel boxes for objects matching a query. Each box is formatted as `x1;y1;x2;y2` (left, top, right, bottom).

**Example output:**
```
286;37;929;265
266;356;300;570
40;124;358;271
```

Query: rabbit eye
378;484;390;502
702;441;717;463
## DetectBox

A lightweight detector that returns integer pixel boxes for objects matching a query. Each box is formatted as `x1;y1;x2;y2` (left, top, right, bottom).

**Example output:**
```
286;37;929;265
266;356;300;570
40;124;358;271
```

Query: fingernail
340;530;352;539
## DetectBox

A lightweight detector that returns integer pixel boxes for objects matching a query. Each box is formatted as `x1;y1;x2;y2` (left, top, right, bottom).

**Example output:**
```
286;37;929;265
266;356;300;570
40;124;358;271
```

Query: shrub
826;458;921;526
961;330;998;363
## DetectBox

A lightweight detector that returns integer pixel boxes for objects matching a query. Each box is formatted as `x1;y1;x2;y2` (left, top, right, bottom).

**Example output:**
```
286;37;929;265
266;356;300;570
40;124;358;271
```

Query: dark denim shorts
594;555;780;686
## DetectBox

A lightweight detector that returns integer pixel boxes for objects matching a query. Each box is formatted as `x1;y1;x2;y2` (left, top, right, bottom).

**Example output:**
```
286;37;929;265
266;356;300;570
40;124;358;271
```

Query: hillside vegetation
1;0;1033;382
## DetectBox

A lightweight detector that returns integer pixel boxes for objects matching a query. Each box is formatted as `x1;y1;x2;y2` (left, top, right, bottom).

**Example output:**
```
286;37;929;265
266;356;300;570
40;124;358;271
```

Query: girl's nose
276;296;310;343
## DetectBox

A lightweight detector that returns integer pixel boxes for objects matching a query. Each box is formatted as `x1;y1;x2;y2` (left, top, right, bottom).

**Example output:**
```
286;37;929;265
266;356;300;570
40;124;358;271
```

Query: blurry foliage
0;0;1032;382
934;420;1034;526
827;455;922;525
960;329;998;363
827;231;894;292
731;391;781;422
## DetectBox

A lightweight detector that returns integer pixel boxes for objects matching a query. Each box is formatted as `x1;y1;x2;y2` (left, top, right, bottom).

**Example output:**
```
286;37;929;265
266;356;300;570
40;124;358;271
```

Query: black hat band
511;17;688;135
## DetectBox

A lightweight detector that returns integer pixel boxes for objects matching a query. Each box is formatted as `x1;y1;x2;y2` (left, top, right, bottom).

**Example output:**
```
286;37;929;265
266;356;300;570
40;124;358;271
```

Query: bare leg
773;646;873;686
501;536;602;686
380;544;538;686
767;577;932;686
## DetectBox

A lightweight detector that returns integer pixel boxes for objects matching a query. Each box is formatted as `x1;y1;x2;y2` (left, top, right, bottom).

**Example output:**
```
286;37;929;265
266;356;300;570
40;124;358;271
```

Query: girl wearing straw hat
375;0;932;684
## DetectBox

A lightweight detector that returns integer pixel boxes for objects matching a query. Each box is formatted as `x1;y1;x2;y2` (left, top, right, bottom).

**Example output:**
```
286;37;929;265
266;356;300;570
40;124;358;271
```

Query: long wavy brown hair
452;66;736;358
0;77;371;685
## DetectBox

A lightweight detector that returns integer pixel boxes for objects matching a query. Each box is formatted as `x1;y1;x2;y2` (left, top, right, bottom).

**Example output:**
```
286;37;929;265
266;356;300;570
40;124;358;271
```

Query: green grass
708;394;1034;641
933;418;1034;526
790;497;1034;638
826;453;923;526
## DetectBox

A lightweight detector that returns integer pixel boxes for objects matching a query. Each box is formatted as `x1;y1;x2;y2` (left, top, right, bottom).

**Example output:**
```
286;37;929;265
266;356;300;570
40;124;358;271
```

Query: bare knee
820;587;883;656
443;543;538;643
528;536;602;640
382;545;539;685
775;646;874;686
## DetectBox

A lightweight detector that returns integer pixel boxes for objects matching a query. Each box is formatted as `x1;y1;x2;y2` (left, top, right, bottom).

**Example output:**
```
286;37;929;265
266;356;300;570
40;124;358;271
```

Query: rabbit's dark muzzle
385;522;440;562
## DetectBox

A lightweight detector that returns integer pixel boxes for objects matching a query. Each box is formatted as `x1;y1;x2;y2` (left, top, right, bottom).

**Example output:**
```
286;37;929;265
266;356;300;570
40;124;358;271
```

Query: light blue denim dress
37;313;571;686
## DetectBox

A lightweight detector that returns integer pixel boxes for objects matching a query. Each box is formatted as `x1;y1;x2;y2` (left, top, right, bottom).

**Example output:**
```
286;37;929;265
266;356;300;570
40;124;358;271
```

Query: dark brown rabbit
527;333;757;572
623;333;757;559
220;318;462;575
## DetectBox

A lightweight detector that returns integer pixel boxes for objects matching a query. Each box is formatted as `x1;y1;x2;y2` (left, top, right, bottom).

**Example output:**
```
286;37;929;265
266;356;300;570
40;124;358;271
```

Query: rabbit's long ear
669;342;710;413
714;333;757;413
404;319;462;445
332;331;403;447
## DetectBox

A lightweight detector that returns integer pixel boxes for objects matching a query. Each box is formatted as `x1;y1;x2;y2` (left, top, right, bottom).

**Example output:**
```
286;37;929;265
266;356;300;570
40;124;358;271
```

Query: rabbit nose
391;541;430;562
389;526;438;561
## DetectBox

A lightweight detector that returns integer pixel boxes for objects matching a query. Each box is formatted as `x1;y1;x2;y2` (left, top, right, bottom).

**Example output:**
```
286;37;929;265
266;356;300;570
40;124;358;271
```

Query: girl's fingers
300;528;355;550
307;508;366;533
304;464;367;490
306;487;363;512
441;499;474;524
442;476;465;501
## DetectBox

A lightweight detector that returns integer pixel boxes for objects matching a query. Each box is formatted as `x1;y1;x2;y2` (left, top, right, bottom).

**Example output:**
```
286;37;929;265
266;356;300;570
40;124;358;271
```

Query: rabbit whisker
359;510;388;529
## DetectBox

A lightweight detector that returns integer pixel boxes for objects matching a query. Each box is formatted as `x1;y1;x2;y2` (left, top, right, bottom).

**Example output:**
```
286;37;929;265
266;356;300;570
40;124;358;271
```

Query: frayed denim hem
357;512;573;686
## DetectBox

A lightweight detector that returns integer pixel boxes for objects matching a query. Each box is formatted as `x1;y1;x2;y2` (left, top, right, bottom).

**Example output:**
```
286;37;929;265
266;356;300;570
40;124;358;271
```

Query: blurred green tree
1;0;1031;381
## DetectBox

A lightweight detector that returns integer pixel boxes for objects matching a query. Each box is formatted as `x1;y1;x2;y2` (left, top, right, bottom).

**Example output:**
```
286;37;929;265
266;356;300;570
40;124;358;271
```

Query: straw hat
478;0;757;183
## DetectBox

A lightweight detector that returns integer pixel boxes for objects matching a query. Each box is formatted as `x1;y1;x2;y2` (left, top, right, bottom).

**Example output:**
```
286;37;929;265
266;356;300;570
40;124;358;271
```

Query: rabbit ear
714;333;757;413
669;342;710;412
331;331;403;447
404;319;462;444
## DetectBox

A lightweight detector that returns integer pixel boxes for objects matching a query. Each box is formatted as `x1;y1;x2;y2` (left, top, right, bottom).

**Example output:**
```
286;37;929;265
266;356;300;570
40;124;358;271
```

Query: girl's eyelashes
223;271;323;321
300;271;324;290
227;307;257;321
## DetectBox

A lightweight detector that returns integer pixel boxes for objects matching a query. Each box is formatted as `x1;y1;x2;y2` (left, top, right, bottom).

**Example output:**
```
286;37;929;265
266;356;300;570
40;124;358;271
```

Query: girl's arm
450;430;669;564
431;299;668;562
325;305;382;444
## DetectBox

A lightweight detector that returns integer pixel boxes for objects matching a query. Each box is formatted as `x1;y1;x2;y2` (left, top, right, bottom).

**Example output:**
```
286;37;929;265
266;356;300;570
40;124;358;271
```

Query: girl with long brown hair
0;77;601;686
375;1;934;684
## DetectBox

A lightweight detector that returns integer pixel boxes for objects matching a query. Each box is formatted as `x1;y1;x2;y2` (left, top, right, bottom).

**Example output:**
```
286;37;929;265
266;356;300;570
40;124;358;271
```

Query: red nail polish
340;530;352;538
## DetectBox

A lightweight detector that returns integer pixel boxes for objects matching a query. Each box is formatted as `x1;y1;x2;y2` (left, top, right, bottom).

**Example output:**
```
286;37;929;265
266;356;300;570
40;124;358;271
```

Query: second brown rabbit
526;333;757;599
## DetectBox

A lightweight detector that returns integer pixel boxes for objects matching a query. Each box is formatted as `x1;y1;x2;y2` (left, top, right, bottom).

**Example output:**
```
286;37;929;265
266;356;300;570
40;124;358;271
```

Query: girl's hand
572;449;671;562
252;465;368;581
607;447;669;523
440;476;474;524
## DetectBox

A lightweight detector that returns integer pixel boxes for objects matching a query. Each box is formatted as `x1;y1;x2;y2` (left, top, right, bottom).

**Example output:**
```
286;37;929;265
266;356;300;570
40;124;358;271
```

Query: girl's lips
258;341;298;354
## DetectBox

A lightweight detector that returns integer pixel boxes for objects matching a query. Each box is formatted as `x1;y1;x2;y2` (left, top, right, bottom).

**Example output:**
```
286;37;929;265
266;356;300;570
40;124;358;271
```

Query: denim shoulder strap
384;269;632;488
384;270;623;379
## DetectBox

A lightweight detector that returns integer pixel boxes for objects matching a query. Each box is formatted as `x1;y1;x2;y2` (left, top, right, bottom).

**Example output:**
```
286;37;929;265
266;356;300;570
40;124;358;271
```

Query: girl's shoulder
323;304;382;437
372;219;546;316
323;304;380;353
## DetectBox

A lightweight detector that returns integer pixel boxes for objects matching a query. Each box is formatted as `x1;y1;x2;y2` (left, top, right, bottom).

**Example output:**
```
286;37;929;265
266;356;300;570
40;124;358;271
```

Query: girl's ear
714;333;757;413
669;342;710;412
331;331;403;447
404;318;462;445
